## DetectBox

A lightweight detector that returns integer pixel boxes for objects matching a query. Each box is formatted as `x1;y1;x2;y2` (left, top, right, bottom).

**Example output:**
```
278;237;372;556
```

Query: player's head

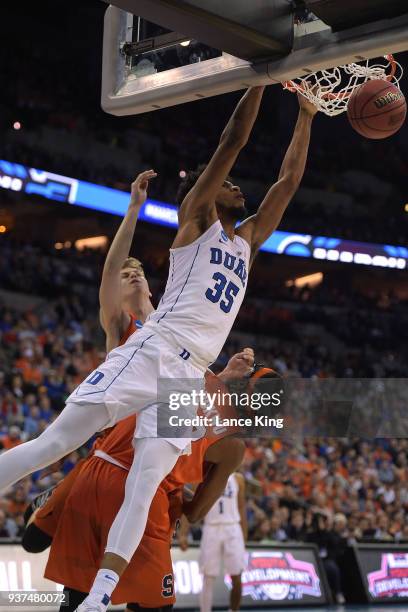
177;164;247;221
250;364;281;383
247;364;282;397
120;257;151;302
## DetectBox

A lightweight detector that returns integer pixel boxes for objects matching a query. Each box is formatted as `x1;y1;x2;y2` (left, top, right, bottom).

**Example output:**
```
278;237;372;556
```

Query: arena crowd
0;240;407;562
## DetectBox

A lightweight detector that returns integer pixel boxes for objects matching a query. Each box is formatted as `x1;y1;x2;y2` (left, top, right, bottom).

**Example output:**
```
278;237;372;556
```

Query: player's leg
199;525;221;612
229;575;242;612
0;402;109;492
223;525;246;611
22;521;52;553
21;487;57;553
200;576;216;612
78;438;182;611
0;332;161;492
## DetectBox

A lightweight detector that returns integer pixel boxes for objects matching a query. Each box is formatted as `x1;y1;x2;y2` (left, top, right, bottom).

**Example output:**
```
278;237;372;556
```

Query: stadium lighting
75;236;108;251
286;272;323;289
0;159;407;271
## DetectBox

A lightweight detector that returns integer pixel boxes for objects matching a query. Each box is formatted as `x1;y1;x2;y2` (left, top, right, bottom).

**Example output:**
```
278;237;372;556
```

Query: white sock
88;569;119;606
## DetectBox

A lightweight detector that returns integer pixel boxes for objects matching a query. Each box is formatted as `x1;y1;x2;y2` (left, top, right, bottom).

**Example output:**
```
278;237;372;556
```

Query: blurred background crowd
0;242;407;550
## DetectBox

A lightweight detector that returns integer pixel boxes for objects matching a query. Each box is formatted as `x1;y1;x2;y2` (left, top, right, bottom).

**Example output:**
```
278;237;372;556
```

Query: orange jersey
38;353;239;605
42;434;219;605
121;314;142;344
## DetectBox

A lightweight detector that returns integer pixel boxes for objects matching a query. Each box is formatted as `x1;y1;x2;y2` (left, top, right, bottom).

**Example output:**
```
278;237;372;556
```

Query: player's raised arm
173;87;265;248
99;169;156;350
237;94;318;258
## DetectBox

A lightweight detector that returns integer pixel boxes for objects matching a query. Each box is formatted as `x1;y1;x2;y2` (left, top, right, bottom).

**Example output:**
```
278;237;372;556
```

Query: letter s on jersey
162;574;174;597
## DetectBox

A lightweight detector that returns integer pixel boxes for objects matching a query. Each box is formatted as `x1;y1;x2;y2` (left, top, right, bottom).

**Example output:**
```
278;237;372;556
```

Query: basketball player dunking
0;87;317;612
20;183;252;612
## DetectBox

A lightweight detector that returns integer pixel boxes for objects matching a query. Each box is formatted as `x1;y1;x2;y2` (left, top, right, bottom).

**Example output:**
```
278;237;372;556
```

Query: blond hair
122;257;143;270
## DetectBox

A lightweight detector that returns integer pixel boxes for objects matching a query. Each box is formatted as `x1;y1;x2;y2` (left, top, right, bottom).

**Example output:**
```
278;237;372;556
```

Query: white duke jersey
143;220;250;368
204;473;240;526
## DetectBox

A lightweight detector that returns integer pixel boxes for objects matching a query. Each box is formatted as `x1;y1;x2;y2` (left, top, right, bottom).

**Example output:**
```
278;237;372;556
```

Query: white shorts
199;523;246;577
66;328;205;450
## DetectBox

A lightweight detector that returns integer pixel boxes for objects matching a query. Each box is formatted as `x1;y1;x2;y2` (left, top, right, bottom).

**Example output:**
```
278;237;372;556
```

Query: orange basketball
347;80;406;139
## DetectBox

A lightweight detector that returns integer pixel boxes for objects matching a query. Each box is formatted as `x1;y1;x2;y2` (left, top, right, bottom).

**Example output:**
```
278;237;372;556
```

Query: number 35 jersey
204;473;240;525
145;220;250;369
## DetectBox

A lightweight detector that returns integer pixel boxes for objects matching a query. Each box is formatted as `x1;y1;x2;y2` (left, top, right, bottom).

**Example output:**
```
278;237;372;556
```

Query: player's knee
21;524;52;553
131;464;168;494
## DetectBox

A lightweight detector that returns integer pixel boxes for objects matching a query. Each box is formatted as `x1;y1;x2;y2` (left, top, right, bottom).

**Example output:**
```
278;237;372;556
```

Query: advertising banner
0;543;329;610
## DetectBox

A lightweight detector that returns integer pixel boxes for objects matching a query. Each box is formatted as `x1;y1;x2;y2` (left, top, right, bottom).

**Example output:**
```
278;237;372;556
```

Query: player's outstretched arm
99;169;156;349
237;94;318;258
182;437;245;523
174;87;265;248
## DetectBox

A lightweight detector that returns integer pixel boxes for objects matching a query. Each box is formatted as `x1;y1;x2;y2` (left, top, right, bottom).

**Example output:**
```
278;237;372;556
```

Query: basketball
347;79;406;139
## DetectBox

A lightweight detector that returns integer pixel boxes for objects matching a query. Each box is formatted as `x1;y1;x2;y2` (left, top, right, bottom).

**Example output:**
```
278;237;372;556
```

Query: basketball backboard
101;0;408;116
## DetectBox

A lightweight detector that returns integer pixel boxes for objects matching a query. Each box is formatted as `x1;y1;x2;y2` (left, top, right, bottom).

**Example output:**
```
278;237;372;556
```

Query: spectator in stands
286;511;307;541
374;514;393;541
24;406;41;437
306;513;346;604
0;509;11;538
5;486;28;520
2;425;22;449
252;518;273;543
268;514;288;542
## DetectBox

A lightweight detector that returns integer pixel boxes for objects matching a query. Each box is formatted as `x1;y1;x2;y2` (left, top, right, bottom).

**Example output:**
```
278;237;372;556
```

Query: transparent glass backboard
101;5;408;116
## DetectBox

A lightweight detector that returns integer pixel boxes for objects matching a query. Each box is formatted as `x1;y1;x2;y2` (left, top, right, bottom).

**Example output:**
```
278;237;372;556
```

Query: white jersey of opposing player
141;220;250;369
204;473;240;526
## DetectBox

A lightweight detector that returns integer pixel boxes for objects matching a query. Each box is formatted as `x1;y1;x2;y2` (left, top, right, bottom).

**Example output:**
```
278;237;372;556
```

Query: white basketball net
283;54;403;117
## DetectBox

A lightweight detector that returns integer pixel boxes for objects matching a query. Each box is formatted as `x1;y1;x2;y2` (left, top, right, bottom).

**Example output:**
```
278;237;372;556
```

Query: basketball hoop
283;54;403;117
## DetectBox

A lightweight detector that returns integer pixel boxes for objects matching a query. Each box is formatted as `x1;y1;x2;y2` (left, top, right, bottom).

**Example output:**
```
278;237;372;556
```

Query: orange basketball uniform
34;315;237;605
42;417;213;606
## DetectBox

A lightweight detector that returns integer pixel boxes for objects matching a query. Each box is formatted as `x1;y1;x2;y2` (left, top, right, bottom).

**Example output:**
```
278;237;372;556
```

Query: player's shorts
199;523;246;577
45;456;176;607
66;328;205;451
33;460;86;537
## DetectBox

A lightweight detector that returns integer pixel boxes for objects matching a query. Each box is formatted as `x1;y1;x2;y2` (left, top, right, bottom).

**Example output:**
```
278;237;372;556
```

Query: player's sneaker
75;594;110;612
23;485;57;525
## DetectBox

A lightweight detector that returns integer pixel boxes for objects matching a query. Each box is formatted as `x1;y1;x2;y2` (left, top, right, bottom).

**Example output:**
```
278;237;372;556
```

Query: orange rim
282;54;397;101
